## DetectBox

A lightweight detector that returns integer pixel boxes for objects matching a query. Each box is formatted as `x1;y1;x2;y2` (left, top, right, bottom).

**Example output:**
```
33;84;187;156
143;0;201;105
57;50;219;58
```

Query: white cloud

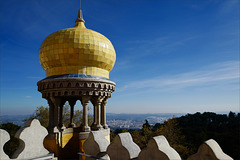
126;35;199;59
119;61;239;92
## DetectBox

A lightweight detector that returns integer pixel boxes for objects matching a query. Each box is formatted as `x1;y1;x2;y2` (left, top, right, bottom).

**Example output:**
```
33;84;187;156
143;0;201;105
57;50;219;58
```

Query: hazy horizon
0;110;237;116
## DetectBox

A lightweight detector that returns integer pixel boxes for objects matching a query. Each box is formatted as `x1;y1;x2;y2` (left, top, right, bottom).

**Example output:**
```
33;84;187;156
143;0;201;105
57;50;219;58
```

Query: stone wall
0;119;54;160
83;132;233;160
0;119;233;160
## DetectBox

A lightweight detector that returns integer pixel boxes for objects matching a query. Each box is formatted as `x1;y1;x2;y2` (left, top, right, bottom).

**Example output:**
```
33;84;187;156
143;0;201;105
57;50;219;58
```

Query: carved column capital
102;97;108;105
91;96;105;106
81;96;91;105
50;97;65;106
68;99;77;107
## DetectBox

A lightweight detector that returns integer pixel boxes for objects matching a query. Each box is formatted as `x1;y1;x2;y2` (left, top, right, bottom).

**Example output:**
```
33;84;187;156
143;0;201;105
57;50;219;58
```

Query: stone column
101;97;108;129
47;98;55;133
50;97;59;128
54;98;65;129
91;96;104;130
68;99;77;127
80;96;91;132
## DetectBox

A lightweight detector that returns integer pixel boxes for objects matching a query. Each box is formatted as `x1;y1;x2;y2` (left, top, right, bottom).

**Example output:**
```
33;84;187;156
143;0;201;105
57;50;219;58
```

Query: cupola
39;10;116;79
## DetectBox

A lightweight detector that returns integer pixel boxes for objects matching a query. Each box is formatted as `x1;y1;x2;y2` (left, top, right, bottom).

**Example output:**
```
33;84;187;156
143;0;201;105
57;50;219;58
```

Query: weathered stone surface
0;129;10;159
107;132;141;160
83;129;110;160
37;78;115;98
138;135;181;160
187;139;233;160
30;153;55;160
12;119;49;159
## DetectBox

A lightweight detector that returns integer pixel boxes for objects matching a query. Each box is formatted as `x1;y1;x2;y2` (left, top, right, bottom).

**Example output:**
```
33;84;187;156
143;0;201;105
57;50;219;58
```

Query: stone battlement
0;119;233;160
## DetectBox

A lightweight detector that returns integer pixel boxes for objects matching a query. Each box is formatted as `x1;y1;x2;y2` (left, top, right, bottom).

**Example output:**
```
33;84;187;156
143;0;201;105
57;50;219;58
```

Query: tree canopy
25;103;93;128
110;112;240;159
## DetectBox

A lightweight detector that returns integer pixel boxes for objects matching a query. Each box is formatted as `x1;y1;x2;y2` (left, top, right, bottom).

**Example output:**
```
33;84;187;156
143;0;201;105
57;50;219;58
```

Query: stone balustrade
83;129;110;160
0;128;10;159
138;136;181;160
83;131;233;160
0;119;233;160
0;119;54;160
106;132;141;160
187;139;233;160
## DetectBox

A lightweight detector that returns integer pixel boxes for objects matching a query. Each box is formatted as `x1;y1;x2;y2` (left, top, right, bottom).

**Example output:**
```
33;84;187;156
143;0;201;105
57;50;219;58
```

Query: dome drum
37;78;116;99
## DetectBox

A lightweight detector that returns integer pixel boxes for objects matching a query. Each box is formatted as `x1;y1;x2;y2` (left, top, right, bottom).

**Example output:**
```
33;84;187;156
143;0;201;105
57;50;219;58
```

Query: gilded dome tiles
39;21;116;79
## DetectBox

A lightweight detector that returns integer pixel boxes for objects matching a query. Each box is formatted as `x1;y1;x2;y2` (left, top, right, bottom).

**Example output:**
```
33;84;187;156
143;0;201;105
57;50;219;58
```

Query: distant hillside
0;115;30;126
107;113;184;121
106;113;185;129
0;113;184;128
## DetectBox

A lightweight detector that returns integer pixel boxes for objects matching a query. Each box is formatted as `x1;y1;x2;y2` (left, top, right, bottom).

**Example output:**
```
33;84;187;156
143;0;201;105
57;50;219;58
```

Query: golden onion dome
39;10;116;79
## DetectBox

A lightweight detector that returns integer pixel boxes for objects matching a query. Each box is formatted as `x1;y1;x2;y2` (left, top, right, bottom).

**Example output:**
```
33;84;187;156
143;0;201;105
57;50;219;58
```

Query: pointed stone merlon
187;139;233;160
107;132;141;160
138;135;181;160
83;129;110;159
0;129;10;159
11;119;49;159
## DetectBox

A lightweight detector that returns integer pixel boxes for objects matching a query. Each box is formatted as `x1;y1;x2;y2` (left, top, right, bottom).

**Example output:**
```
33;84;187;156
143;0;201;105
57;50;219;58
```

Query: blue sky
0;0;239;115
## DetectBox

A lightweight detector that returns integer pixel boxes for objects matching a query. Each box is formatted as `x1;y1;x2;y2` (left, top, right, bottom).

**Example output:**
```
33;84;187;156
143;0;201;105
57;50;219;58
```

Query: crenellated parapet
107;132;141;160
187;139;233;160
83;131;233;160
0;119;54;160
138;135;181;160
0;129;10;159
83;130;110;160
0;119;234;160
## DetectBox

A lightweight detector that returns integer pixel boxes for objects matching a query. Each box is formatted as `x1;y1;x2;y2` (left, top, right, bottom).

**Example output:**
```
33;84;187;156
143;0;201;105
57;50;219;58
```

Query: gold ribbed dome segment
39;11;116;79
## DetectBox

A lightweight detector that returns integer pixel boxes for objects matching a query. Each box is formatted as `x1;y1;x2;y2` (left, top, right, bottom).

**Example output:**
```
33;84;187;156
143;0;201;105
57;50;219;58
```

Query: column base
58;124;66;130
103;124;109;129
68;123;76;128
80;125;91;132
91;124;103;130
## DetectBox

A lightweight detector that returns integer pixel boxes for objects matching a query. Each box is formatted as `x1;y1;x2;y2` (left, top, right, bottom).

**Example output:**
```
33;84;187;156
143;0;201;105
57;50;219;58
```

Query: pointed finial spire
75;9;85;23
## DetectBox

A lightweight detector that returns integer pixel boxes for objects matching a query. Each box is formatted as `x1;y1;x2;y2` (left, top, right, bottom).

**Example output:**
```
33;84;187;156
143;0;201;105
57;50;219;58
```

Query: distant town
0;113;185;129
106;113;185;129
